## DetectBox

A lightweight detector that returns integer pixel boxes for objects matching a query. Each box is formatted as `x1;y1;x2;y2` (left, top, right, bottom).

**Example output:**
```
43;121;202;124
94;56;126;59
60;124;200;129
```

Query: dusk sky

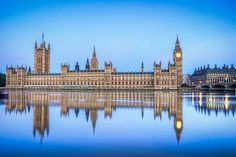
0;0;236;74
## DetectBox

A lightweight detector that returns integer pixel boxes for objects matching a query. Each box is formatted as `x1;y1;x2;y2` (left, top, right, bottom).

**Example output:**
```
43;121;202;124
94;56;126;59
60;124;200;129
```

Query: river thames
0;90;236;156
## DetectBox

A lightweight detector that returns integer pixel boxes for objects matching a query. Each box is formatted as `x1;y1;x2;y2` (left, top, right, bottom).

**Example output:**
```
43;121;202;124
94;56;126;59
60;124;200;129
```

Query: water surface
0;90;236;156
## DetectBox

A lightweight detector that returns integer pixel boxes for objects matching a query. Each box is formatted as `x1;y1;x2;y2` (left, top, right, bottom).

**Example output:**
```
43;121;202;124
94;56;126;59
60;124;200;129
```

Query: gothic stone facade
6;35;183;90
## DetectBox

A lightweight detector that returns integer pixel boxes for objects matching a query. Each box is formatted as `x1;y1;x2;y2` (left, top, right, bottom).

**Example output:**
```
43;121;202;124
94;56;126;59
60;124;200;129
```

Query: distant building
190;64;236;89
182;74;191;86
6;34;183;89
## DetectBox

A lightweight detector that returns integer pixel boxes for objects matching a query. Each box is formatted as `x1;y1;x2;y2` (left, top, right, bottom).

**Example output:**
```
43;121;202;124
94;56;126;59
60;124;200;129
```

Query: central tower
34;33;50;74
90;46;98;71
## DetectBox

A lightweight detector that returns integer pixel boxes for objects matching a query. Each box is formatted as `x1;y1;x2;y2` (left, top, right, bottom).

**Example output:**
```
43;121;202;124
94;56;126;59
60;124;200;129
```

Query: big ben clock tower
173;36;183;88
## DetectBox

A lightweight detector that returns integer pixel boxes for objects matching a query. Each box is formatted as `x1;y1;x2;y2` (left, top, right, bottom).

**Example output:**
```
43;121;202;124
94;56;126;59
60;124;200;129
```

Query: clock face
176;53;181;58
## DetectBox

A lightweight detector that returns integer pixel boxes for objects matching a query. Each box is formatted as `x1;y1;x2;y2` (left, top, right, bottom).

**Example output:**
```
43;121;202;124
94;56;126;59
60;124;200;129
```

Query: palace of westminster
6;34;183;89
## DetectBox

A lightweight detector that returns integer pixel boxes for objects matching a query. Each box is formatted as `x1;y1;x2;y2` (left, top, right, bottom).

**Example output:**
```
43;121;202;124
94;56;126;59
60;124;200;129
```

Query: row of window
8;80;177;86
24;81;155;86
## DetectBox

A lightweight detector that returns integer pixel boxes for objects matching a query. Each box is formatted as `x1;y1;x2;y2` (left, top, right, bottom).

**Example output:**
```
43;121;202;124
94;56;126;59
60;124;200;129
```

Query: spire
42;32;44;42
93;45;96;57
40;33;46;48
174;35;182;53
175;35;180;47
90;45;98;71
141;61;144;73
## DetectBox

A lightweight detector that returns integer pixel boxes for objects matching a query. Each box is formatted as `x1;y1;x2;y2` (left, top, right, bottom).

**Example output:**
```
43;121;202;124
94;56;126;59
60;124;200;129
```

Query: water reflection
2;90;236;148
5;90;184;143
186;92;236;116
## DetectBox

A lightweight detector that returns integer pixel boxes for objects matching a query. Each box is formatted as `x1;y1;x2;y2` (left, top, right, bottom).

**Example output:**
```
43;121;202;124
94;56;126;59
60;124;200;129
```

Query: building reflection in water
186;92;236;116
5;90;185;144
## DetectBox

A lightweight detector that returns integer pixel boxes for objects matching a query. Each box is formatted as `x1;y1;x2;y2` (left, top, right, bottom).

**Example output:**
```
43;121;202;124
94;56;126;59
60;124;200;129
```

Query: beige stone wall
6;69;179;89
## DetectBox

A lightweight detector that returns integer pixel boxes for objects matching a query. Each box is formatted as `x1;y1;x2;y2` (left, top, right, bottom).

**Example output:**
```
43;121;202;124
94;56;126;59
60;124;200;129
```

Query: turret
105;61;115;73
141;61;144;73
75;62;80;72
231;64;234;69
85;58;90;71
34;41;37;49
154;61;162;73
223;64;226;69
61;63;70;74
28;66;32;73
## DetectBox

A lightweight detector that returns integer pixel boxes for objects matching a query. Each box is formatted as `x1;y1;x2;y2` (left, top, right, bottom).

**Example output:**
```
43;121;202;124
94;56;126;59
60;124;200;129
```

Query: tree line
0;73;6;87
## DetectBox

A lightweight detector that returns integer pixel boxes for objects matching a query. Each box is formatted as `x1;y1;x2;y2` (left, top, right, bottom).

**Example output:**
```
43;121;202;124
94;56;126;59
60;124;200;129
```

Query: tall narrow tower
173;36;183;87
90;46;98;71
34;33;50;74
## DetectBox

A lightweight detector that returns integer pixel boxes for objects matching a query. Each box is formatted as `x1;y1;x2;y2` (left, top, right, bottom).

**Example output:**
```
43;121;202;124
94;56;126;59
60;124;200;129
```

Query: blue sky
0;0;236;74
